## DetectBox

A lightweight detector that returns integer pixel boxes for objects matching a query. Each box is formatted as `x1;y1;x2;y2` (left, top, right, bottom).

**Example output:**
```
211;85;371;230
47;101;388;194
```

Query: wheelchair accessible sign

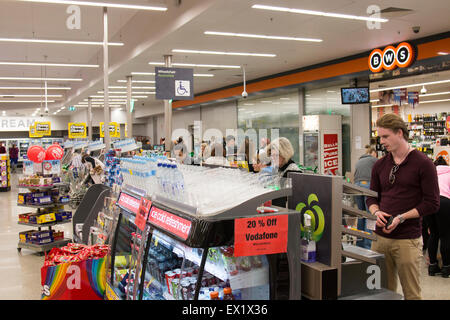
155;67;194;100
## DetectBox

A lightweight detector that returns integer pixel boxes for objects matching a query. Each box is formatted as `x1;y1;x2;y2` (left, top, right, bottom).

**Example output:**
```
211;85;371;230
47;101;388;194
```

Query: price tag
135;197;152;231
234;215;289;257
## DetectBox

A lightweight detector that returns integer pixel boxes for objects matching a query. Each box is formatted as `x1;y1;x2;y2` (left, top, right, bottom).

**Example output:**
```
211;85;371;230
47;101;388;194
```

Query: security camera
242;91;248;99
412;26;420;34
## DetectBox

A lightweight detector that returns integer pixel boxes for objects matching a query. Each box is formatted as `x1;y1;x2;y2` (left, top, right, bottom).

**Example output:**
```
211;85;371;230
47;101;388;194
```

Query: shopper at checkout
425;156;450;278
353;145;378;249
204;143;230;167
366;113;440;300
267;137;301;207
81;154;105;185
173;143;193;165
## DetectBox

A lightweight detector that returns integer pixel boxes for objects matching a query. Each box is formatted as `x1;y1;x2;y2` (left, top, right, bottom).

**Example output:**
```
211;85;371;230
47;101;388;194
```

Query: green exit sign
69;106;76;111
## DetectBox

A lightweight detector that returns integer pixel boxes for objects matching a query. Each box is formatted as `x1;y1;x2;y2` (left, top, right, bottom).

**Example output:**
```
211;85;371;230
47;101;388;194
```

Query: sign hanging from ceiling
100;122;120;138
369;42;415;73
35;122;51;136
68;122;87;139
29;124;43;138
155;67;194;100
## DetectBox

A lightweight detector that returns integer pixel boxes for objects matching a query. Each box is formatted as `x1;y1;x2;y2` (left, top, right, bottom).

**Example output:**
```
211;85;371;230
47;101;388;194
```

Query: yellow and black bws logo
296;193;325;242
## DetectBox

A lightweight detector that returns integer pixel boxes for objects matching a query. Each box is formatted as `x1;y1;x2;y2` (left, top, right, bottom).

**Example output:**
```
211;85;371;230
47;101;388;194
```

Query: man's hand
375;210;390;228
383;216;401;234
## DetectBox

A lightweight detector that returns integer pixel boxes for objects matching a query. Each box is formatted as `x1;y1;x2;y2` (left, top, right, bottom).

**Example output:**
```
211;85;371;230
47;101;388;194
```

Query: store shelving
16;180;72;254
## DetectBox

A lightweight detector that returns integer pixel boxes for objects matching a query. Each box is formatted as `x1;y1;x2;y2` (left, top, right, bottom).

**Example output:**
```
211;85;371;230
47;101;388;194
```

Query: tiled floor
0;173;449;300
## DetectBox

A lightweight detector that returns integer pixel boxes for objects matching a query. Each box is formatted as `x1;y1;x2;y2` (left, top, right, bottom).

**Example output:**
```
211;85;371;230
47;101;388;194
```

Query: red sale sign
117;192;141;214
323;134;339;175
148;207;192;240
234;215;288;257
135;197;152;231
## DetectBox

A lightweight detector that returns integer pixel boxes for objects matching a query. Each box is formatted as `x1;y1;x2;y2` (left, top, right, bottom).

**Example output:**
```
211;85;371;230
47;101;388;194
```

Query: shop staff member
366;113;440;300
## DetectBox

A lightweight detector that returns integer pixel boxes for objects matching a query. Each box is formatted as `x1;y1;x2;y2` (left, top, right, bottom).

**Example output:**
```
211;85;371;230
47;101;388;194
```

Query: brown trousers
371;234;423;300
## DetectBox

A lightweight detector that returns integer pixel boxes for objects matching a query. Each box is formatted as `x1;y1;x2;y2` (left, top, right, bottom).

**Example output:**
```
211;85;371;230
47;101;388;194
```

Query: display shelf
342;244;384;265
18;220;71;228
342;181;378;197
17;238;71;253
17;202;66;209
172;245;228;282
341;225;377;241
342;204;377;220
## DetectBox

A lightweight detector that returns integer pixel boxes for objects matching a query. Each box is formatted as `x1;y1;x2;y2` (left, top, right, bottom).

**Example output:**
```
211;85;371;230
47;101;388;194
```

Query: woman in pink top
426;156;450;278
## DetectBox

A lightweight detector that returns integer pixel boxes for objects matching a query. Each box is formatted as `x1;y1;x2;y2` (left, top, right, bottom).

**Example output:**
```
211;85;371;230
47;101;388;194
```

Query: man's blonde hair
376;113;409;141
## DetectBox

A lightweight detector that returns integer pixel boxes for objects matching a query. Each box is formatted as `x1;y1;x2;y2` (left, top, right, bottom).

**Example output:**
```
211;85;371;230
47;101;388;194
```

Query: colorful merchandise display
0;154;11;191
41;243;108;300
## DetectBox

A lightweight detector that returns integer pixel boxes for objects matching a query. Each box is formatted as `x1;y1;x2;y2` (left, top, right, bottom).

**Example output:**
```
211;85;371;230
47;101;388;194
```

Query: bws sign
369;42;415;73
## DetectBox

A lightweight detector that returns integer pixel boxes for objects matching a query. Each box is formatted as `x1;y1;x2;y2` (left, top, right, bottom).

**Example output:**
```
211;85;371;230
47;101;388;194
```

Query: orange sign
369;42;415;73
437;151;449;164
234;215;288;257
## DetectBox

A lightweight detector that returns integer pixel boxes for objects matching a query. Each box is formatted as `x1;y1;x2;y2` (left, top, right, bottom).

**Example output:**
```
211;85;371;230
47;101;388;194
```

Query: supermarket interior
0;0;450;303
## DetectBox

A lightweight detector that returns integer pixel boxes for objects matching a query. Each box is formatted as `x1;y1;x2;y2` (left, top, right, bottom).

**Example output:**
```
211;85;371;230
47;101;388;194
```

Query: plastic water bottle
172;164;185;200
156;162;163;193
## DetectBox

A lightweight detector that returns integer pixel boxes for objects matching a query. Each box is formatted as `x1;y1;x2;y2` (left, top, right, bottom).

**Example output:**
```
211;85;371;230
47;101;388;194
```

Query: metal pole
164;55;172;152
103;7;111;148
44;80;48;113
126;75;133;138
88;97;93;141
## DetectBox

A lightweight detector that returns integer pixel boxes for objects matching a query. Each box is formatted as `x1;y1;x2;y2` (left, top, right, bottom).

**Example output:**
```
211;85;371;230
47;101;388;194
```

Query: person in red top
9;144;19;172
0;143;6;154
366;113;440;300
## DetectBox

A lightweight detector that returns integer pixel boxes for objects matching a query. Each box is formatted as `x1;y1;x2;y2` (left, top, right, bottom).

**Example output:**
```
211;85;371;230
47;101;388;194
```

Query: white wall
0;115;70;132
201;101;237;135
70;109;127;126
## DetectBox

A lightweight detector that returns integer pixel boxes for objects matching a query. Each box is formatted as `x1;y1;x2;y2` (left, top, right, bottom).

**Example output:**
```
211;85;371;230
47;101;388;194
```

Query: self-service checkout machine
288;172;403;300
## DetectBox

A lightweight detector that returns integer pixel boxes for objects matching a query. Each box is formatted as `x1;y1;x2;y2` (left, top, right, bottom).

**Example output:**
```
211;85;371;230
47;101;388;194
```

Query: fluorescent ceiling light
98;91;155;94
132;71;213;77
370;99;380;103
0;37;123;46
204;31;322;42
17;0;167;11
419;91;450;97
0;61;98;68
438;52;449;55
172;49;276;58
370;79;450;92
149;62;240;69
0;100;55;103
252;4;388;22
419;98;450;104
0;86;71;90
0;77;82;82
132;72;155;76
90;95;147;98
0;94;62;97
117;80;155;83
109;86;155;89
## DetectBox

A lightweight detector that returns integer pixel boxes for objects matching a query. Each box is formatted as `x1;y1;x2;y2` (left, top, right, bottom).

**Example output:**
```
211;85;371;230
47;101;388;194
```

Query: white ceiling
0;0;449;117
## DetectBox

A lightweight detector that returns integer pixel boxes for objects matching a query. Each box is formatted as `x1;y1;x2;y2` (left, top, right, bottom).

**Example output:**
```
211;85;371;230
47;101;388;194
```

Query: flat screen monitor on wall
340;87;369;104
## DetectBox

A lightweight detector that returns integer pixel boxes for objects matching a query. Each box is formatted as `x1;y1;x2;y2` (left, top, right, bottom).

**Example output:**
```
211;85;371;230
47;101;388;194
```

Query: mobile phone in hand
385;216;394;229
